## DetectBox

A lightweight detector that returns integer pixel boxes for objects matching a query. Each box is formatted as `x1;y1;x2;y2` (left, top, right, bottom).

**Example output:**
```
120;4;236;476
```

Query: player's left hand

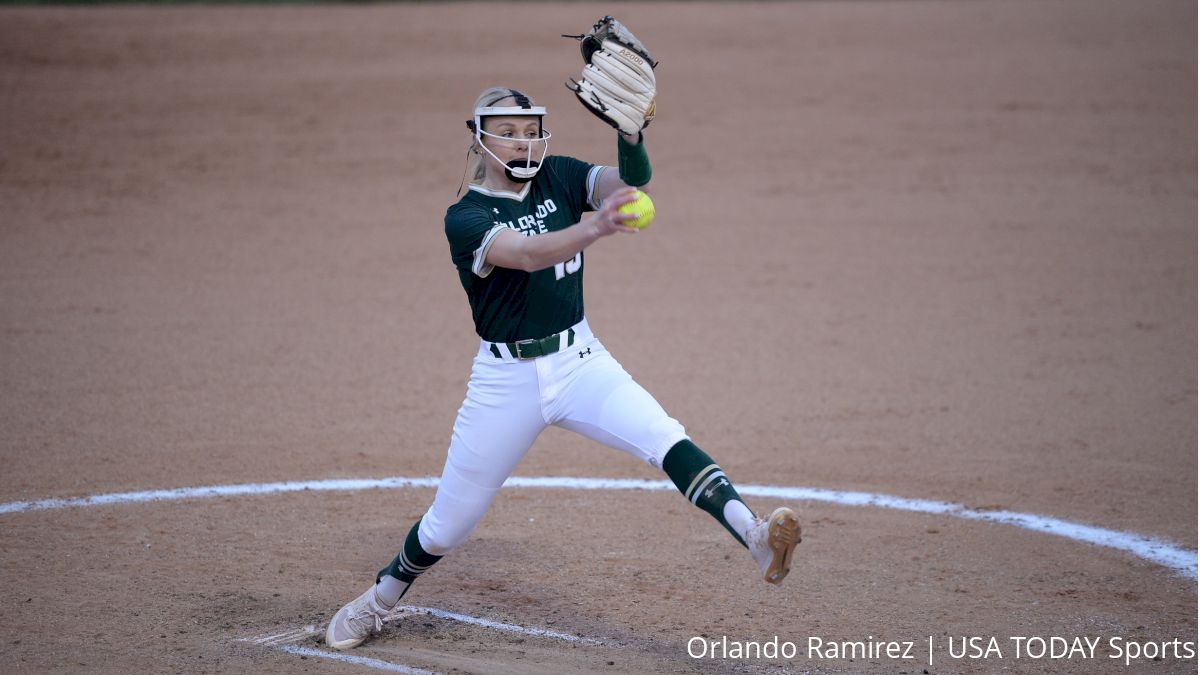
564;16;657;137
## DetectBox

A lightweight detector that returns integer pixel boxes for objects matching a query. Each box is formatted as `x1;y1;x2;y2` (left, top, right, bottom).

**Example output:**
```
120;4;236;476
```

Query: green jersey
445;155;602;343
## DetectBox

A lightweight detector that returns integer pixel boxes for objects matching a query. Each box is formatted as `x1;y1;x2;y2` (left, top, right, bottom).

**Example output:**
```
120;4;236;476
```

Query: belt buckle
514;339;538;359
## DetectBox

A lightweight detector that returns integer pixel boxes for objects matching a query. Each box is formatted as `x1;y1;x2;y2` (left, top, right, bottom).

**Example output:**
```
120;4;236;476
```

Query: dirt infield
0;1;1195;673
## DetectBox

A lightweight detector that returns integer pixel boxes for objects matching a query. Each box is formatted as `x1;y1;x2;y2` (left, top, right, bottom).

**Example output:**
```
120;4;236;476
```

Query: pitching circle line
0;475;1194;579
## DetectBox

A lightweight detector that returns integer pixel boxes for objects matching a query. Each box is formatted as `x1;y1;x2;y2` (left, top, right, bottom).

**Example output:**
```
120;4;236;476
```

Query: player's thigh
421;358;546;554
445;357;547;487
555;350;686;467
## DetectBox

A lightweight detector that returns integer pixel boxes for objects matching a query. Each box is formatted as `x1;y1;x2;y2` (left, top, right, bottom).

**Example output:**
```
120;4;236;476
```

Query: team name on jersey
494;198;560;236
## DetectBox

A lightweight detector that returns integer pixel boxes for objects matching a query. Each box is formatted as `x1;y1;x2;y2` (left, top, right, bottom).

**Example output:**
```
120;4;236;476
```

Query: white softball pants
417;318;688;555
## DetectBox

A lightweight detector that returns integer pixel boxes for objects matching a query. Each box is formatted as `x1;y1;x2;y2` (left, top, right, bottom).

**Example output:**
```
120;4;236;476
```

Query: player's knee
649;419;688;465
417;515;475;556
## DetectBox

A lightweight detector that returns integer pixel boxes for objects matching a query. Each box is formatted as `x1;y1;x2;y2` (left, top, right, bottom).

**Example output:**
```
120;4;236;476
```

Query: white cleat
325;585;393;651
746;507;802;585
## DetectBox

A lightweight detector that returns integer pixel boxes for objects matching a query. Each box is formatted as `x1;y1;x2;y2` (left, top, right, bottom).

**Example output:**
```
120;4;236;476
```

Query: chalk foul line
1;475;1194;579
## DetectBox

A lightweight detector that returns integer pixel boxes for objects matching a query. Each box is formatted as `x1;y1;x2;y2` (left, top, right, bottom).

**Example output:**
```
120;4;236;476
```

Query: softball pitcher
327;17;802;651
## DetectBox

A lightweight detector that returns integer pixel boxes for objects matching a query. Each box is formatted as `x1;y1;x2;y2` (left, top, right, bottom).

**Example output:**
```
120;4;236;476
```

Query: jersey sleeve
585;165;606;211
445;203;506;278
547;155;604;217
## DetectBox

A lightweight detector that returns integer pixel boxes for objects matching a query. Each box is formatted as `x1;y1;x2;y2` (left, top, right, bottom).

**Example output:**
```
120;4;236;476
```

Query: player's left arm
592;131;652;207
565;16;657;208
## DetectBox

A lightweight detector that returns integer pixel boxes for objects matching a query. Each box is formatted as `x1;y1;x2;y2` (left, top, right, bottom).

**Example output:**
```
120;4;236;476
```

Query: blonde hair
468;86;538;184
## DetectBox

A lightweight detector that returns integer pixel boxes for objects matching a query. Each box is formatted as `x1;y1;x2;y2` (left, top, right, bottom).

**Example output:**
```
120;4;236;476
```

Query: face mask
469;104;552;183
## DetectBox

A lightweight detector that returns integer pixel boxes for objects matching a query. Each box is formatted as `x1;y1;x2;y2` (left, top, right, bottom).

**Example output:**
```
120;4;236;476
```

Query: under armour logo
704;478;728;499
493;207;500;214
579;348;591;358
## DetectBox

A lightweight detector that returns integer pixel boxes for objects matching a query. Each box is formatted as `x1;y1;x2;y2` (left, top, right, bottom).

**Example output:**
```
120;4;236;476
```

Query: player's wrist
585;212;607;239
617;132;651;187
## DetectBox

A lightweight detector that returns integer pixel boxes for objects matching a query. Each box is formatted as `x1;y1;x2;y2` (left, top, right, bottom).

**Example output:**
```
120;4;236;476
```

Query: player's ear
466;120;481;154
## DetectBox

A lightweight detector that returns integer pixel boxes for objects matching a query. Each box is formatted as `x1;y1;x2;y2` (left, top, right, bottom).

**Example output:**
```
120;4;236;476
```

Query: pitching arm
485;187;641;273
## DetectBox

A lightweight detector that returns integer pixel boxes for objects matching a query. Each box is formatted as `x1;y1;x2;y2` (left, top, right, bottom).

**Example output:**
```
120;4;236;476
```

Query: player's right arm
485;187;640;273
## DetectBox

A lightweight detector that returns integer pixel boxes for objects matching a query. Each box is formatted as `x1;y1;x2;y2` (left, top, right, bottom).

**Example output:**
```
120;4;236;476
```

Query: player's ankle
374;576;408;609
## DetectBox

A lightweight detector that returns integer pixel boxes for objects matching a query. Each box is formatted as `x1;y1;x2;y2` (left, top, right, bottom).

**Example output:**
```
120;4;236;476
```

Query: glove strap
617;132;652;187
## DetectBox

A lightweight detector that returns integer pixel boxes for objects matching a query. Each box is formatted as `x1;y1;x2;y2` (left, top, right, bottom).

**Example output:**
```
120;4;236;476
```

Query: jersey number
554;252;582;280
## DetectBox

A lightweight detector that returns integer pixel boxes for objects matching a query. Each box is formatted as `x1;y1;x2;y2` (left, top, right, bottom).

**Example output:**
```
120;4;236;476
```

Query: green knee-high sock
376;520;442;606
662;439;756;547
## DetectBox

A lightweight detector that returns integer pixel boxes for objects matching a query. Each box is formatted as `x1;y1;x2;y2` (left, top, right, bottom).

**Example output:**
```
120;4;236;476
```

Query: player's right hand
592;186;642;236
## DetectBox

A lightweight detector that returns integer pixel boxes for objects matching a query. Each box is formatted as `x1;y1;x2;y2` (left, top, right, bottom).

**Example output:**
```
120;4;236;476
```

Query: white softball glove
564;16;658;136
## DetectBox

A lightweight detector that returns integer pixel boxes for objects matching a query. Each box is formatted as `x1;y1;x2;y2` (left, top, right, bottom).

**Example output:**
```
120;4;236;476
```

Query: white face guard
472;105;552;183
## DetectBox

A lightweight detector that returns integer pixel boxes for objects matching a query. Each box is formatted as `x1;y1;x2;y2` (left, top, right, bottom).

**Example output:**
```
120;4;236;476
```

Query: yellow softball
618;190;656;230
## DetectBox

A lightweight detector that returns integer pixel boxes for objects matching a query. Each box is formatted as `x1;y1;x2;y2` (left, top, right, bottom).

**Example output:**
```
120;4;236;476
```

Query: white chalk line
399;604;607;645
0;477;440;515
242;602;606;673
279;645;436;674
248;627;313;647
1;475;1194;579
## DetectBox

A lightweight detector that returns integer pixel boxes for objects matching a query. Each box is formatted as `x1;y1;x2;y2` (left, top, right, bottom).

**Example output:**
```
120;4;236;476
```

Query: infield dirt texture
0;1;1195;673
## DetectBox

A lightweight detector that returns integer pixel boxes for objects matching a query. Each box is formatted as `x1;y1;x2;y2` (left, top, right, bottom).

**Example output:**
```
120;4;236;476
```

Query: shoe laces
747;517;767;546
747;518;772;563
347;599;385;636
